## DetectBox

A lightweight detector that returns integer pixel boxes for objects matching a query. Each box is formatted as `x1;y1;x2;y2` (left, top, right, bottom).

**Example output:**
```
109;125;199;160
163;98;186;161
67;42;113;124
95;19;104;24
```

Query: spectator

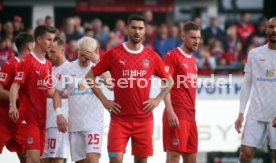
13;15;24;37
170;24;182;47
236;12;256;47
45;15;53;26
144;23;156;50
113;19;127;45
225;41;243;66
203;17;225;45
154;24;175;58
143;9;155;24
92;18;108;50
106;31;117;49
0;38;14;67
225;24;241;52
36;18;45;26
196;46;216;75
210;39;226;67
74;16;84;37
65;40;78;61
84;27;94;38
2;22;14;41
64;17;80;43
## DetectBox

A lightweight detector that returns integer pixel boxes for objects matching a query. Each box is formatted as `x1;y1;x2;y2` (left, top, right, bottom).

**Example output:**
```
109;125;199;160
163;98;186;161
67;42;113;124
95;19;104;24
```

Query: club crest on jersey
172;139;179;146
27;137;34;145
0;72;7;82
142;59;149;68
165;66;170;73
15;72;24;80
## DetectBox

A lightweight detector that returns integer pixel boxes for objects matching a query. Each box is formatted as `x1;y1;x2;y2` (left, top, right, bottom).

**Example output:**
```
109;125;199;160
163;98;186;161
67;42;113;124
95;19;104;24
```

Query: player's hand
80;50;99;63
102;99;121;115
57;115;68;133
167;109;179;128
234;113;244;133
143;96;162;112
9;104;19;123
272;116;276;128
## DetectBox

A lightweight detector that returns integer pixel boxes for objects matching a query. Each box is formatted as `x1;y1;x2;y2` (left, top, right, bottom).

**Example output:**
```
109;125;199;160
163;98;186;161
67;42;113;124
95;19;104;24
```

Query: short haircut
78;36;98;52
127;14;145;25
15;32;34;53
183;21;200;34
34;25;56;40
53;35;65;47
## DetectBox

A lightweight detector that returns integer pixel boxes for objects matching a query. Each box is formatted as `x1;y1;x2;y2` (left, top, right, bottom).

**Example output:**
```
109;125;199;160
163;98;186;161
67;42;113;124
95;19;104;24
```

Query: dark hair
34;25;56;40
15;32;34;53
183;21;200;33
53;35;65;47
45;15;52;20
127;14;145;25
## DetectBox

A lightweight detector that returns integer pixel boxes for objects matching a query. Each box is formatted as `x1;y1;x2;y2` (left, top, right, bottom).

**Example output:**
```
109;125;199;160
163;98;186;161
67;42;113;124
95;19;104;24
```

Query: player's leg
84;127;103;163
181;121;198;163
267;122;276;163
69;132;87;162
239;119;266;163
132;120;154;163
108;120;131;163
166;151;181;163
182;153;196;163
41;128;69;163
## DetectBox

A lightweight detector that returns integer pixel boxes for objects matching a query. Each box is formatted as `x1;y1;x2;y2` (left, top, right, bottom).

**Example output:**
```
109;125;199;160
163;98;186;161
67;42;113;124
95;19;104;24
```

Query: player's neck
56;57;66;67
125;41;142;51
33;47;46;60
268;42;276;50
181;45;192;55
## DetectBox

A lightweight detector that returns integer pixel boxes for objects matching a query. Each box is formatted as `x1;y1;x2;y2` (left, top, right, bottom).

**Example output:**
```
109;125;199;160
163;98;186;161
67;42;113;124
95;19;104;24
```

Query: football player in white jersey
41;36;70;163
235;17;276;163
53;37;105;163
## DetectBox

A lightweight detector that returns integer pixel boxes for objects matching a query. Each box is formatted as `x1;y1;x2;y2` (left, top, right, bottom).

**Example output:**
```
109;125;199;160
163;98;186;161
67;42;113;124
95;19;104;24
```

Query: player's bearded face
183;30;201;53
127;20;145;44
267;20;276;43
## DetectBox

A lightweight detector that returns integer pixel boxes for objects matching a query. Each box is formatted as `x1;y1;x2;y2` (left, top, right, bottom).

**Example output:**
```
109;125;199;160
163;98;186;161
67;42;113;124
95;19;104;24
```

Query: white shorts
241;118;276;149
41;127;69;159
69;128;103;162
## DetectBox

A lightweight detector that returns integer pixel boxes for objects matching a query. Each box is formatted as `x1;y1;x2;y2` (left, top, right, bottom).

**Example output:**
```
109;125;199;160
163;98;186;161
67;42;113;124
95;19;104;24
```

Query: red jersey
14;53;52;128
164;47;197;121
0;57;21;126
92;43;169;121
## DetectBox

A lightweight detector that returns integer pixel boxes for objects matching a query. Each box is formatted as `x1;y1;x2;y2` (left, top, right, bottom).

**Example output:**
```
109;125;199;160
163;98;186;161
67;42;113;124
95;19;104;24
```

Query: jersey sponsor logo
0;72;8;82
266;68;275;77
172;139;179;146
37;79;49;89
119;60;126;65
122;69;146;77
35;70;40;75
27;137;34;145
15;72;24;80
142;59;149;68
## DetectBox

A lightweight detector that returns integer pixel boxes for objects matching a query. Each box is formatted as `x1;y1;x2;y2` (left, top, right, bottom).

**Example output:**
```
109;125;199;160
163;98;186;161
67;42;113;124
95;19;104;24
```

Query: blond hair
78;36;98;52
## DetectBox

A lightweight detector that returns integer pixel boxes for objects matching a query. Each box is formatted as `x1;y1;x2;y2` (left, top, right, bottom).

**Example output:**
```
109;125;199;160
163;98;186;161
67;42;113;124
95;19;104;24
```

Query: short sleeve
92;51;111;76
14;59;30;85
0;61;13;86
163;51;175;75
154;53;169;78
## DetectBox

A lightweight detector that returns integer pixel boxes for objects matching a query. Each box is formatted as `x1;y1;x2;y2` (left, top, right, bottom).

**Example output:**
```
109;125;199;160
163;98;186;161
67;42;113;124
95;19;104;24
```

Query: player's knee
108;152;122;163
169;154;180;162
27;156;40;163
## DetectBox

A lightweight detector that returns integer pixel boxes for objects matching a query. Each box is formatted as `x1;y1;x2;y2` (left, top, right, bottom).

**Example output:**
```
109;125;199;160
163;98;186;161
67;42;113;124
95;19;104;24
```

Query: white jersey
245;44;276;122
55;60;104;132
46;61;71;128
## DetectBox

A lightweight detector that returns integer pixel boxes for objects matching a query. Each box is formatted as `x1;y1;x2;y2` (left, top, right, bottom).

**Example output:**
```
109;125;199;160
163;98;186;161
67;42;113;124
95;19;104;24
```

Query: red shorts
22;123;46;156
107;119;153;157
0;123;24;153
163;118;198;153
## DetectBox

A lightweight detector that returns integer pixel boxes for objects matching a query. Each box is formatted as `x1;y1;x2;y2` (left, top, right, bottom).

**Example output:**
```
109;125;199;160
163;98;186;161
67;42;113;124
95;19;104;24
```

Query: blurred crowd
0;11;268;75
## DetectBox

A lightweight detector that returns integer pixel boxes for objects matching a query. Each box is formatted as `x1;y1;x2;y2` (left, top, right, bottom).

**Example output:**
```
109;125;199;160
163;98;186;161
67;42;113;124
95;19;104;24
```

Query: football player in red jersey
163;21;201;163
85;14;174;163
9;25;56;163
0;32;34;163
